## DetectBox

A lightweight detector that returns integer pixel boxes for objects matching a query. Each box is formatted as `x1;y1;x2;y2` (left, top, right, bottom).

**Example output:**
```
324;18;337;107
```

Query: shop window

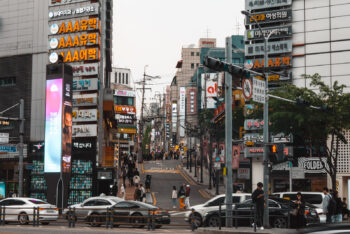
191;63;194;69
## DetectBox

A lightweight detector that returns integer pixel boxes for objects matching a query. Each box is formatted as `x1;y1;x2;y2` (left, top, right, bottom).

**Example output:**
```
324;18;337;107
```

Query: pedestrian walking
293;192;306;228
172;186;177;209
252;182;264;230
185;185;191;209
342;198;349;220
134;185;141;201
128;167;134;187
133;174;140;187
122;166;127;187
322;187;336;223
140;184;146;202
178;185;186;210
333;191;343;223
120;184;125;200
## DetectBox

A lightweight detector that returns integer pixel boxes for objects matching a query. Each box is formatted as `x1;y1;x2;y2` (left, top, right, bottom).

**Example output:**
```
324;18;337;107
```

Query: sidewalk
179;161;226;198
195;227;295;234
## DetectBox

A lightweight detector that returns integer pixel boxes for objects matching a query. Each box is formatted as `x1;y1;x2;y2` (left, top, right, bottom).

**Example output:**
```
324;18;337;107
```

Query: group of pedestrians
322;187;349;223
171;184;191;210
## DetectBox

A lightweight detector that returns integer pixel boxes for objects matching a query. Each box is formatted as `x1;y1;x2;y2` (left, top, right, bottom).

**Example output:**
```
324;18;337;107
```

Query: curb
177;165;198;186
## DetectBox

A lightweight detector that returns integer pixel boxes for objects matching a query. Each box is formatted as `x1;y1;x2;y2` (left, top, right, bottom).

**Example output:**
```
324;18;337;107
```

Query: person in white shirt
120;184;125;200
172;186;177;209
140;184;146;202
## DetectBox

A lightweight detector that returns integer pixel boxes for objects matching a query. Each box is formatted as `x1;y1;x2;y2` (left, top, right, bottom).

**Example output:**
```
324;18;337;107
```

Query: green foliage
142;125;152;155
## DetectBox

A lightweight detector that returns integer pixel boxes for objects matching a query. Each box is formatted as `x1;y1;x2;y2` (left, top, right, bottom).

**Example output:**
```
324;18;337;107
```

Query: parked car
272;192;326;223
184;193;251;227
105;200;170;228
65;195;124;227
204;197;320;228
0;197;58;225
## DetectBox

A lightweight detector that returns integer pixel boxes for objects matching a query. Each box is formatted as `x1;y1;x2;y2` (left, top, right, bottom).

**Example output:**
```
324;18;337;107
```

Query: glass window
114;202;132;208
122;73;125;84
84;200;96;206
95;200;111;206
269;201;279;208
119;73;121;83
196;52;200;56
12;200;26;205
191;52;194;56
196;63;199;67
0;200;11;206
191;63;194;69
208;197;225;206
114;72;118;83
114;96;134;106
28;199;47;205
126;74;129;84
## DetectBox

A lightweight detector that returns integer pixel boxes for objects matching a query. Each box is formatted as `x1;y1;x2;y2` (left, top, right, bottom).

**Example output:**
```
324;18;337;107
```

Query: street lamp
241;10;278;228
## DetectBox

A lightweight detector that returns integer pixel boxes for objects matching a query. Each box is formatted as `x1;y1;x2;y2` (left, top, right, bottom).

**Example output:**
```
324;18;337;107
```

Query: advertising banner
73;93;98;106
246;56;292;70
72;63;98;77
244;119;264;131
166;104;171;123
246;0;292;10
72;124;97;137
244;147;264;158
232;145;240;170
172;102;177;132
245;9;292;25
246;25;292;41
48;3;99;21
49;32;99;50
245;40;292;56
73;78;98;91
187;87;197;115
72;137;96;153
62;76;73;173
115;114;135;124
49;0;90;6
201;73;219;109
238;168;250;179
114;90;136;97
72;108;97;122
179;87;186;138
49;47;99;64
44;79;63;173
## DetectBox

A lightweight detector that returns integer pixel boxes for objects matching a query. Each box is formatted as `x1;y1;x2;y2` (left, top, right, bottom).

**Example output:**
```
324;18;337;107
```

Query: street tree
269;73;350;191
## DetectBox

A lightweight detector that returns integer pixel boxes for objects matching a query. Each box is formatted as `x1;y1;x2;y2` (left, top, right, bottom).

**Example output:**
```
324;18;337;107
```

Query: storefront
271;157;327;193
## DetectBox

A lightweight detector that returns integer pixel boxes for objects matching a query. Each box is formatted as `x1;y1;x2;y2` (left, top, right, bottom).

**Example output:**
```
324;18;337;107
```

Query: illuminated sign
187;88;197;115
72;124;97;137
114;90;136;97
0;120;14;130
49;0;89;6
245;40;292;56
49;47;99;63
247;56;292;69
246;25;292;41
244;147;264;158
245;9;292;25
72;63;98;76
44;79;63;173
48;3;99;20
246;0;292;10
73;78;98;91
117;128;137;134
255;72;292;82
73;93;98;106
49;18;99;35
244;119;264;131
114;105;136;115
49;33;99;49
72;138;96;152
72;109;97;122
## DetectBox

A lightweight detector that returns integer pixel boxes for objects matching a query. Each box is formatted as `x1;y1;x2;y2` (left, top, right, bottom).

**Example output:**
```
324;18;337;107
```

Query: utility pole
138;67;147;163
18;99;24;197
200;74;207;184
225;36;233;227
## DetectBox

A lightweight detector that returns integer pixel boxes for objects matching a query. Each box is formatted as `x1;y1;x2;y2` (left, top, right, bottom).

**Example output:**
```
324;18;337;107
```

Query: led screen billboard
44;79;63;173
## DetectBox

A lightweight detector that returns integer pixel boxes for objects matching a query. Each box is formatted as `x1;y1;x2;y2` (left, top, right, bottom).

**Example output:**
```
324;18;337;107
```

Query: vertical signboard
172;102;177;132
201;73;218;109
44;79;63;173
62;77;72;173
179;87;186;137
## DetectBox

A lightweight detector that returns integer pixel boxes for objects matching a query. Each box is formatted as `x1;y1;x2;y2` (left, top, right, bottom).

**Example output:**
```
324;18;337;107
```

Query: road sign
0;145;16;152
253;78;265;104
291;167;305;179
242;79;253;100
0;133;9;144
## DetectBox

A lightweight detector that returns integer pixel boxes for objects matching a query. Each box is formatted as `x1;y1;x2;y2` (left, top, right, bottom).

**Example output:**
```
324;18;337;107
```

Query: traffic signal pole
225;36;233;228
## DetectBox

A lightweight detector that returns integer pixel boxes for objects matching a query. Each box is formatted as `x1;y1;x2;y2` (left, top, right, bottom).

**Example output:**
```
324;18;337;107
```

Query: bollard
0;206;2;225
72;207;76;228
105;207;109;229
68;207;71;228
36;207;40;226
147;209;151;231
110;207;114;229
32;207;36;227
287;204;291;228
219;202;222;230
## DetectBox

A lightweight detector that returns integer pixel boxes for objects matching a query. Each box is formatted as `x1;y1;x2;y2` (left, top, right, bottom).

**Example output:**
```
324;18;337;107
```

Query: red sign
232;145;240;170
114;105;136;115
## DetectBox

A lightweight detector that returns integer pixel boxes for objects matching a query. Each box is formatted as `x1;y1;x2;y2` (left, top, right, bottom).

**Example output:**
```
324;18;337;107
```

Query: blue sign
0;182;5;198
0;145;16;152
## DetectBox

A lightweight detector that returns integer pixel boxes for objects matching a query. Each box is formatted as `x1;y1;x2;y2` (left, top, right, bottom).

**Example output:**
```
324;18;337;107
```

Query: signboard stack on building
47;0;102;205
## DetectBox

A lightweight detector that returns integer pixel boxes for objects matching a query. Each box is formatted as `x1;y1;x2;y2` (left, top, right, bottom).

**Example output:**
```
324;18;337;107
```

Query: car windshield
28;199;48;204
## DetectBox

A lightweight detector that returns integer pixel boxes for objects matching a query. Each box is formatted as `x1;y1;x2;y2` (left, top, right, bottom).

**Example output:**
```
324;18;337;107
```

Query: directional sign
0;145;16;152
242;79;253;100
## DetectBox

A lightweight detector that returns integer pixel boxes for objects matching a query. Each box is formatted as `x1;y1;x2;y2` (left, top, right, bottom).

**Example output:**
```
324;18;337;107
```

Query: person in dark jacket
252;182;264;230
178;185;186;209
294;192;306;228
342;198;349;220
333;191;343;223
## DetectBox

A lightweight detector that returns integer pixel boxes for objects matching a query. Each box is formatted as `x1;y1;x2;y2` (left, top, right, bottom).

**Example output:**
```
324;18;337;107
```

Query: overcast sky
113;0;245;112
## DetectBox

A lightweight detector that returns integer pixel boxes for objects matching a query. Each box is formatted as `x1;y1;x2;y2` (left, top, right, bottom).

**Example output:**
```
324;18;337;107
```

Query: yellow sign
58;48;99;63
57;33;99;49
184;147;188;152
117;128;136;134
57;18;99;34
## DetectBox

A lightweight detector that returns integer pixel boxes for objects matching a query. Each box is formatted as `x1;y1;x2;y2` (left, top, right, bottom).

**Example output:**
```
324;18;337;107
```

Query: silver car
65;195;123;227
0;197;58;225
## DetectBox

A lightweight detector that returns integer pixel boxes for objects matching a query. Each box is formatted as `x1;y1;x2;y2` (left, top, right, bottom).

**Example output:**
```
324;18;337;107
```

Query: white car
184;193;251;227
65;195;124;227
0;197;58;225
273;192;326;223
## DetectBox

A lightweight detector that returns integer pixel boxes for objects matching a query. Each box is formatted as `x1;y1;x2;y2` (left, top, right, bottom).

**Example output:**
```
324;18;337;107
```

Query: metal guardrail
0;205;199;231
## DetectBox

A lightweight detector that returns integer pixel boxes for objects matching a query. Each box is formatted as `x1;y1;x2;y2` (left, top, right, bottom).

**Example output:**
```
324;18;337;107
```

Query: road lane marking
177;165;196;185
198;189;212;199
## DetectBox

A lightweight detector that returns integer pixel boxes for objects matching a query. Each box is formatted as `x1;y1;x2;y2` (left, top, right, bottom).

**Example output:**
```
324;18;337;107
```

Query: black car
204;197;319;228
101;200;170;228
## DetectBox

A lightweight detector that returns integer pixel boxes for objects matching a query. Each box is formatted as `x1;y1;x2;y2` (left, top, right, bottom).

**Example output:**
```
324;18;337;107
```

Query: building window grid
336;130;350;173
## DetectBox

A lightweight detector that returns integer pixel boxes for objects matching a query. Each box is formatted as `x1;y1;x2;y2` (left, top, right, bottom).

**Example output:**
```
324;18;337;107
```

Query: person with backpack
322;187;336;223
333;191;343;223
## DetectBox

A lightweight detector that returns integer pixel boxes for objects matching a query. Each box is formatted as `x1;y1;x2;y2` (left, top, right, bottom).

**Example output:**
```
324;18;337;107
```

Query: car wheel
130;213;145;228
89;213;101;227
190;213;202;227
207;214;221;227
18;212;29;225
273;217;287;228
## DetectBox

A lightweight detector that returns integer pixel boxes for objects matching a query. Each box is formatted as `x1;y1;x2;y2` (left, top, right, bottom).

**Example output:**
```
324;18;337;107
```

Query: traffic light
203;56;250;78
203;56;226;71
269;143;285;163
229;64;250;78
